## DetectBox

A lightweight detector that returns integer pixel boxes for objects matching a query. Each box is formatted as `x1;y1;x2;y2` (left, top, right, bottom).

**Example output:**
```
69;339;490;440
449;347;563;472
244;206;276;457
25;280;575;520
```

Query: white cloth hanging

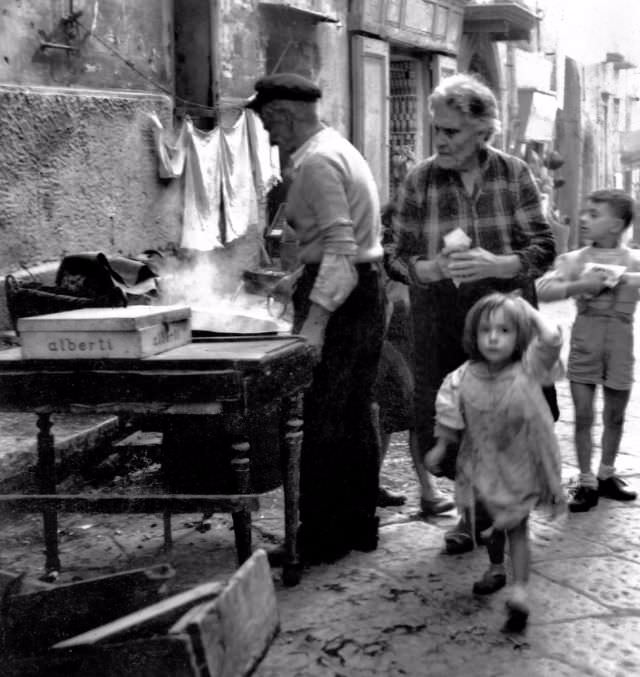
147;112;188;179
245;109;281;199
148;110;280;251
220;112;257;241
182;121;223;250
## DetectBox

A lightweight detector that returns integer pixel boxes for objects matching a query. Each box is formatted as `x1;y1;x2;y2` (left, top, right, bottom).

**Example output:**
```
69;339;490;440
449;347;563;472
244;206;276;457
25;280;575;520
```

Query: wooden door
352;35;390;204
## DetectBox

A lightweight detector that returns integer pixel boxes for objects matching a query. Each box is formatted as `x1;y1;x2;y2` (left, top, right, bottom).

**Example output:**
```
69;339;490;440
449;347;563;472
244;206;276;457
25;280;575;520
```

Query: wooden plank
0;493;260;514
2;635;199;677
169;549;279;677
53;580;225;649
3;564;176;657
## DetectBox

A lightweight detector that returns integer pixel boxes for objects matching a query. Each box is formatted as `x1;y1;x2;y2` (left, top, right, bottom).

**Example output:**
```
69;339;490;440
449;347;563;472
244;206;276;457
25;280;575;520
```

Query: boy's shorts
568;314;634;390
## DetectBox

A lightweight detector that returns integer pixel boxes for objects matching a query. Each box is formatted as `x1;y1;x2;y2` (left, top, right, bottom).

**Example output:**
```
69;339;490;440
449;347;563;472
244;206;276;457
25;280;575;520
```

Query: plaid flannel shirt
394;146;555;283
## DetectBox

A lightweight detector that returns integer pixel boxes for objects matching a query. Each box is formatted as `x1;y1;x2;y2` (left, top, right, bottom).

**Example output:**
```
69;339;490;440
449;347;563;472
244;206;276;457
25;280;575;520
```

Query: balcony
463;1;539;41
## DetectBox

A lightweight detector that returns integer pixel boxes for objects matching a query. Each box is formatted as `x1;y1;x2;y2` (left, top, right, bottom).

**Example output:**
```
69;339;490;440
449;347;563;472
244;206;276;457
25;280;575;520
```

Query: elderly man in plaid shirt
393;73;557;554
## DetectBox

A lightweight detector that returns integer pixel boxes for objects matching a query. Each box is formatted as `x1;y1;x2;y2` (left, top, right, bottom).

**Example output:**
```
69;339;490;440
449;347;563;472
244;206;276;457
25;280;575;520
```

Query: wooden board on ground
2;564;176;656
168;549;279;677
2;550;278;677
54;580;224;648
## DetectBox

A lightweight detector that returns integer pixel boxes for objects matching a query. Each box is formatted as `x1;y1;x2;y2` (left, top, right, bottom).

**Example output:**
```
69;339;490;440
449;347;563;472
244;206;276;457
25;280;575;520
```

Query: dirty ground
1;300;640;676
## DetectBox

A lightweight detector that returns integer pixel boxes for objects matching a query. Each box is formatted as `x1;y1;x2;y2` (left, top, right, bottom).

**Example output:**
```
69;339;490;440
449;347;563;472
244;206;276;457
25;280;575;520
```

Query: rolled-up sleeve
309;253;358;311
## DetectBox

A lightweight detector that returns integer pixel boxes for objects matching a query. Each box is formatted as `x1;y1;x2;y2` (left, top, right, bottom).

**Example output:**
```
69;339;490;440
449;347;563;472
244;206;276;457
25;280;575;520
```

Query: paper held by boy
582;262;626;288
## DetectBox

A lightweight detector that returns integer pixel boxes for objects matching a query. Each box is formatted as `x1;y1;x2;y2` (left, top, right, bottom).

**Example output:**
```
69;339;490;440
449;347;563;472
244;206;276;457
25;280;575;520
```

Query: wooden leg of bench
37;412;60;574
231;442;252;566
281;393;303;586
162;509;172;551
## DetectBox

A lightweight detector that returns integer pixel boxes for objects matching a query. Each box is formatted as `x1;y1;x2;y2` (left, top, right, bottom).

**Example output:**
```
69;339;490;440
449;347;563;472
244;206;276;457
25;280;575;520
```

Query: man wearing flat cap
248;72;386;564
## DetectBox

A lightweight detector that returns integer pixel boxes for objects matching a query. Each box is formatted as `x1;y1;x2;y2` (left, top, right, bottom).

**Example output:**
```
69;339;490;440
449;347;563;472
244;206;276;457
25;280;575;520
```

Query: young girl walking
425;293;565;632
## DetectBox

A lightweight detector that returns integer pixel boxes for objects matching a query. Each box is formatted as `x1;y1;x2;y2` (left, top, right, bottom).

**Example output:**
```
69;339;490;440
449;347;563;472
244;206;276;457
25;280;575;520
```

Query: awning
620;130;640;167
517;88;557;142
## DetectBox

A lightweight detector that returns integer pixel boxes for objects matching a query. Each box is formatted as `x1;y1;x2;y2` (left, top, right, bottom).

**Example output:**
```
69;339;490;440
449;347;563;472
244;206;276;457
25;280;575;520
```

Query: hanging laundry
219;112;257;242
245;109;281;199
147;112;188;179
147;110;280;251
183;121;223;250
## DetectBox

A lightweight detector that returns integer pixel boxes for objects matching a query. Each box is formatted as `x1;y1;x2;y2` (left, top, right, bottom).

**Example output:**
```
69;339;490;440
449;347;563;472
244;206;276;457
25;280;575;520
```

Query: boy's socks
597;464;615;480
579;471;598;488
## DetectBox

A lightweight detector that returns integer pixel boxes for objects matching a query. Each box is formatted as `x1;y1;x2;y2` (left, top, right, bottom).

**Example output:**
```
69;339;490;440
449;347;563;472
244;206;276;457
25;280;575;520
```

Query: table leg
37;412;60;574
230;441;252;566
281;392;303;586
163;509;173;551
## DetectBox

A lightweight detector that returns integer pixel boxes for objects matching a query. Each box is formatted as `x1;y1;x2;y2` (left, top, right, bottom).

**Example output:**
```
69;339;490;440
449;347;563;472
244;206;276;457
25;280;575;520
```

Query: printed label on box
21;319;191;359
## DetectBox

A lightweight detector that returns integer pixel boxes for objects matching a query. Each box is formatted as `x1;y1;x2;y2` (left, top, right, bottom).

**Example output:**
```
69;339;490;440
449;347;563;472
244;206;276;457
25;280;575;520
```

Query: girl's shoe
472;568;506;595
502;588;529;633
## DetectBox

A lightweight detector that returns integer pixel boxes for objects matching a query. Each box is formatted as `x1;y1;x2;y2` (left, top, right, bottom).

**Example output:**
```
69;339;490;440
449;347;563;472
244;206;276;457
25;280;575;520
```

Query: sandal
472;569;507;595
420;496;455;516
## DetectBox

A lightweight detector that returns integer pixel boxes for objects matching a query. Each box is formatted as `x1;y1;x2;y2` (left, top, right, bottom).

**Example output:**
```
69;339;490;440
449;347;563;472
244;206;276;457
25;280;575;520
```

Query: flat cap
246;72;322;111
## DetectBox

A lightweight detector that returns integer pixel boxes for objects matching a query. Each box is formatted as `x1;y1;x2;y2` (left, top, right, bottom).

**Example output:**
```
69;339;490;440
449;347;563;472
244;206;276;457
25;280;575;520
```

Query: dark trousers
293;263;386;550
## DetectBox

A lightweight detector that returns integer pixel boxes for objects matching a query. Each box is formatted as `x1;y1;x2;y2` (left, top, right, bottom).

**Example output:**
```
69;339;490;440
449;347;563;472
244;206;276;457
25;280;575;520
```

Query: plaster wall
216;0;350;133
0;0;174;91
0;86;181;272
0;1;179;330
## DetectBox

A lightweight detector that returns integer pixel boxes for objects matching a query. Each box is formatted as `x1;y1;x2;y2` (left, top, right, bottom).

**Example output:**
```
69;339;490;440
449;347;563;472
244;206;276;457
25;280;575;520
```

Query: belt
302;261;382;272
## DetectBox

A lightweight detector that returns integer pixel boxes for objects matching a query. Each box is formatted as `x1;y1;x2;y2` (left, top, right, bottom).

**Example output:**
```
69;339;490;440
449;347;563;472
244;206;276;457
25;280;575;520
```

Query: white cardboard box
18;305;192;359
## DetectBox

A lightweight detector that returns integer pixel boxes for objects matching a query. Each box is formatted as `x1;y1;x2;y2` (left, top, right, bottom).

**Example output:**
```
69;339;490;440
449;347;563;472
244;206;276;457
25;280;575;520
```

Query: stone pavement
1;299;640;676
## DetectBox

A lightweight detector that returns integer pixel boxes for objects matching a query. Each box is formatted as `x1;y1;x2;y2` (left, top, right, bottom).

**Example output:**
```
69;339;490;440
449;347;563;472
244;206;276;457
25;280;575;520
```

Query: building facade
1;0;550;329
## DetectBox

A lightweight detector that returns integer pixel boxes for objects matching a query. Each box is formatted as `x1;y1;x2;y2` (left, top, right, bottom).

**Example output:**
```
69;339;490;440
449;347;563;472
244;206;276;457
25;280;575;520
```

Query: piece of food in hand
443;228;472;286
443;228;472;253
582;262;627;288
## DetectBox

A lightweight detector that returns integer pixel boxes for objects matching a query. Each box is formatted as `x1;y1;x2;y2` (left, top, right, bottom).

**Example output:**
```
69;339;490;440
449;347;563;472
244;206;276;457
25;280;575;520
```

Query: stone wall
0;0;179;330
0;86;181;328
0;0;173;91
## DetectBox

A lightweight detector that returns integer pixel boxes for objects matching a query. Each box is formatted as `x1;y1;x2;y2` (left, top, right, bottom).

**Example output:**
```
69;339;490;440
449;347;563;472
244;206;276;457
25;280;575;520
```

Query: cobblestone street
2;298;640;676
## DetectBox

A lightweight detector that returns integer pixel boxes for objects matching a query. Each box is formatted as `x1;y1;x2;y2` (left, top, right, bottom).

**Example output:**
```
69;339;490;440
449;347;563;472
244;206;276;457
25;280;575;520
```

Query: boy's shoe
568;485;599;512
598;476;637;501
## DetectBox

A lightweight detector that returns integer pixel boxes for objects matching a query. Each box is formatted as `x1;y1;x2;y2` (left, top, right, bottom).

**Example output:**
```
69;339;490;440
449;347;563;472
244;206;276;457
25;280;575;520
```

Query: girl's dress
435;335;565;531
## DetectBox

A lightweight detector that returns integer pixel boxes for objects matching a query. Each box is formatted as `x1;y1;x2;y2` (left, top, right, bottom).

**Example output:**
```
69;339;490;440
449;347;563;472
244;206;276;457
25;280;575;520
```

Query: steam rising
155;252;292;331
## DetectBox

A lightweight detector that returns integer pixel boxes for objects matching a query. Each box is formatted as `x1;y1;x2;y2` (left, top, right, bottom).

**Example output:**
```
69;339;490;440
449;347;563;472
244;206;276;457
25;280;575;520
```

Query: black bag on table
5;253;128;333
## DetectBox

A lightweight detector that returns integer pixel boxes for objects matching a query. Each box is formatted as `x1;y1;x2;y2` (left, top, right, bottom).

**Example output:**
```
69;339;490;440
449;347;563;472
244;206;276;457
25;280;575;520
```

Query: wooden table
0;336;313;586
